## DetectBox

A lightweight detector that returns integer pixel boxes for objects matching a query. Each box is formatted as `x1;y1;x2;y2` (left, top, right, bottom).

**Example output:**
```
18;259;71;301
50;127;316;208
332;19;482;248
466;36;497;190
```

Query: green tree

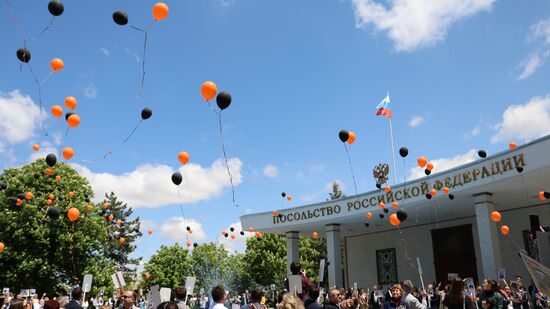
141;245;192;290
299;237;327;285
328;181;345;201
0;160;109;294
190;243;234;291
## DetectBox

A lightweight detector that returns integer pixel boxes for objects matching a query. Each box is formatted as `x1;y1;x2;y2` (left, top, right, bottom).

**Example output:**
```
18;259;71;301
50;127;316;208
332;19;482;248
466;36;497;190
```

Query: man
175;287;189;309
199;291;208;309
285;261;313;301
305;288;322;309
325;289;341;309
402;280;428;309
240;290;262;309
66;287;84;309
209;286;226;309
120;291;139;309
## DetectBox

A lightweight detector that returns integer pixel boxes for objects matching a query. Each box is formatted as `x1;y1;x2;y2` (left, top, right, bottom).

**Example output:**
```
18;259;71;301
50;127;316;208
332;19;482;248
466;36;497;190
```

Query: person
442;277;474;309
165;302;179;309
370;285;384;309
426;283;440;309
241;290;263;309
477;279;505;309
285;262;314;301
44;300;61;309
200;291;208;309
10;299;25;309
402;281;427;309
175;287;189;309
281;294;304;309
305;289;321;309
383;284;407;309
325;289;342;309
66;288;84;309
510;283;529;309
120;291;138;309
209;286;227;309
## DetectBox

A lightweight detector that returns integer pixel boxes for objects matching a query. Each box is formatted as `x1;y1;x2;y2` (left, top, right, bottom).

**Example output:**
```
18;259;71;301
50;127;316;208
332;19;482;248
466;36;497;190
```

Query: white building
240;135;550;288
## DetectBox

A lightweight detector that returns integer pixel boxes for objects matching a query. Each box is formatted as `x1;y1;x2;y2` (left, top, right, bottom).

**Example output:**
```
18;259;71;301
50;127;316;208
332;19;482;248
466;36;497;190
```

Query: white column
326;224;343;287
473;192;502;279
286;231;300;275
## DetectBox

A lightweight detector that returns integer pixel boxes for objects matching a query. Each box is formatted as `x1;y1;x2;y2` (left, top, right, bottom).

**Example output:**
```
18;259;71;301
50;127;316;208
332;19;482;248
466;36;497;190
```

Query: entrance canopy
240;135;550;238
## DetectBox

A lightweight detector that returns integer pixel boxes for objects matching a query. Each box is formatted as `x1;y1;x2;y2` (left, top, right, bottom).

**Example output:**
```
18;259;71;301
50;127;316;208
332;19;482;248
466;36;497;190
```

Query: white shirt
210;302;226;309
405;293;427;309
200;297;209;309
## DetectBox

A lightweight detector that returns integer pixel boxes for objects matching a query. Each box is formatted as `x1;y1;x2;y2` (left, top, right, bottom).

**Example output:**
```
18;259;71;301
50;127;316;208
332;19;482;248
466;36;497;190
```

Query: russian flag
376;93;392;119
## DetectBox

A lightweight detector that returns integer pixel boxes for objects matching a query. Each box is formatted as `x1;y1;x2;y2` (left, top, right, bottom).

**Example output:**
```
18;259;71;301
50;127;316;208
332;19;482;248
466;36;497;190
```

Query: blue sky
1;0;550;262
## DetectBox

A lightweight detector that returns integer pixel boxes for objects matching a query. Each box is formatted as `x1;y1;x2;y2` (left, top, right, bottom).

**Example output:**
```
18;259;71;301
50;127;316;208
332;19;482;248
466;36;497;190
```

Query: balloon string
177;187;186;219
26;16;56;43
402;158;407;207
181;168;204;224
218;112;238;207
121;120;143;145
129;24;151;98
5;0;22;32
343;143;358;196
398;228;417;269
26;63;47;136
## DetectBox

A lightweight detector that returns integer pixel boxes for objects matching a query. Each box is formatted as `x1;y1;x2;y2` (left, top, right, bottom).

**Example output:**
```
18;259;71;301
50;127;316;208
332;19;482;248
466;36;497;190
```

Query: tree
190;243;235;292
141;245;192;291
0;159;139;295
299;237;327;285
328;181;345;201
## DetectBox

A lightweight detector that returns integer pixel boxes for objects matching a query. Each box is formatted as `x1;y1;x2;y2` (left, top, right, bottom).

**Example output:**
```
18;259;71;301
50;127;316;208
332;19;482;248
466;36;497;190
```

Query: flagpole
387;91;397;185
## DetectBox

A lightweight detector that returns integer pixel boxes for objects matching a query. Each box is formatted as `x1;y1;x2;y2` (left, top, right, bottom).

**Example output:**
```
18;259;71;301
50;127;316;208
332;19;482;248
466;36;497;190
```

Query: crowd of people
1;263;548;309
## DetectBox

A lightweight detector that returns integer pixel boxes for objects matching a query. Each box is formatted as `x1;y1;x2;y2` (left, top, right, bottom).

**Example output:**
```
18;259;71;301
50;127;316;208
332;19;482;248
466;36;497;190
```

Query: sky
1;0;550;265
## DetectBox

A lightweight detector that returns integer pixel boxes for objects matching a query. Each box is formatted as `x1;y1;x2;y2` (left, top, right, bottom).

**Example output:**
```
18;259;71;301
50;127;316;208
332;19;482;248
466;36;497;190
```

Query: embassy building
240;135;550;288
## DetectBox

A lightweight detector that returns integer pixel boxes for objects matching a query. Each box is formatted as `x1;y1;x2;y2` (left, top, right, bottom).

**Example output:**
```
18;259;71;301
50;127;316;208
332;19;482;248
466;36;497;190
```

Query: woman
281;294;304;309
383;284;407;309
442;277;474;309
477;279;506;309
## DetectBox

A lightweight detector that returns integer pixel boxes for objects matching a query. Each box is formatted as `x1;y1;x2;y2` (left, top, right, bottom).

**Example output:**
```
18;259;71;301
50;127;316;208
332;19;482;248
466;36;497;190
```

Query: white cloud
408;115;425;128
309;163;326;173
124;48;140;63
71;158;243;208
407;149;477;180
516;53;543;80
529;18;550;45
301;180;346;202
352;0;495;52
160;217;207;243
262;164;279;178
464;125;481;139
100;48;110;56
0;90;43;143
492;95;550;143
0;142;4;155
83;84;97;99
216;221;254;253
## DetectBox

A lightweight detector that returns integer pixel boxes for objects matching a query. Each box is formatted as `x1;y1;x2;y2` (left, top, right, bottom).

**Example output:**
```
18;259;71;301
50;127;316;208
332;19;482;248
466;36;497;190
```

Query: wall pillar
473;192;502;279
326;224;343;287
286;231;300;275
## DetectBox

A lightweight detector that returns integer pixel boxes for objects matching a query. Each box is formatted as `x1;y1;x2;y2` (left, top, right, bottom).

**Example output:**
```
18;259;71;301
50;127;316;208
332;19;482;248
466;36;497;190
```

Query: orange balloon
417;156;428;168
188;229;193;234
255;231;263;238
47;199;52;205
119;237;125;245
103;203;109;209
509;142;517;150
51;105;63;118
45;168;53;176
148;229;153;235
68;191;74;198
501;225;510;235
443;187;449;194
152;2;169;21
49;194;55;200
86;204;93;212
67;114;80;128
16;199;23;206
64;96;77;110
539;191;546;201
221;230;227;236
347;132;356;144
68;207;80;222
366;212;373;219
272;210;278;216
178;151;190;165
287;196;292;201
426;162;434;171
145;273;151;280
33;144;40;151
0;242;4;253
62;147;74;160
392;202;398;209
490;211;501;223
230;234;236;239
385;186;391;193
379;202;385;209
389;213;401;227
108;214;114;221
201;81;217;101
55;175;61;182
116;220;121;226
247;227;254;232
430;189;437;197
312;232;319;239
50;58;64;71
25;192;33;200
186;241;191;248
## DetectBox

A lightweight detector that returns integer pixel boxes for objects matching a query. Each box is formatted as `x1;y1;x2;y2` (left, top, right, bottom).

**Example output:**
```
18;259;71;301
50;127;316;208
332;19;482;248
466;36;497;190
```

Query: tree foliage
141;245;192;291
328;181;345;201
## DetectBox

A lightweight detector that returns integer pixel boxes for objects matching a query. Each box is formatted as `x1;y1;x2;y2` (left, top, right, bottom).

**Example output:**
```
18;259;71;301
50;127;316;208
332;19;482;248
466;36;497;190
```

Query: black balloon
0;183;7;190
425;169;431;176
364;222;370;227
46;153;57;167
516;167;524;173
544;192;550;199
16;48;31;63
426;194;432;200
240;231;245;236
379;213;385;219
396;209;408;222
65;111;75;121
376;183;382;189
18;193;26;200
230;227;235;232
478;150;487;158
171;172;182;185
193;243;198;248
113;10;128;25
34;172;40;179
47;206;60;220
449;194;455;200
186;226;191;231
281;192;286;198
58;196;64;201
383;208;389;214
141;107;152;120
278;214;283;219
85;198;90;203
399;147;409;158
224;233;228;238
48;0;64;16
216;91;232;110
338;130;349;143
